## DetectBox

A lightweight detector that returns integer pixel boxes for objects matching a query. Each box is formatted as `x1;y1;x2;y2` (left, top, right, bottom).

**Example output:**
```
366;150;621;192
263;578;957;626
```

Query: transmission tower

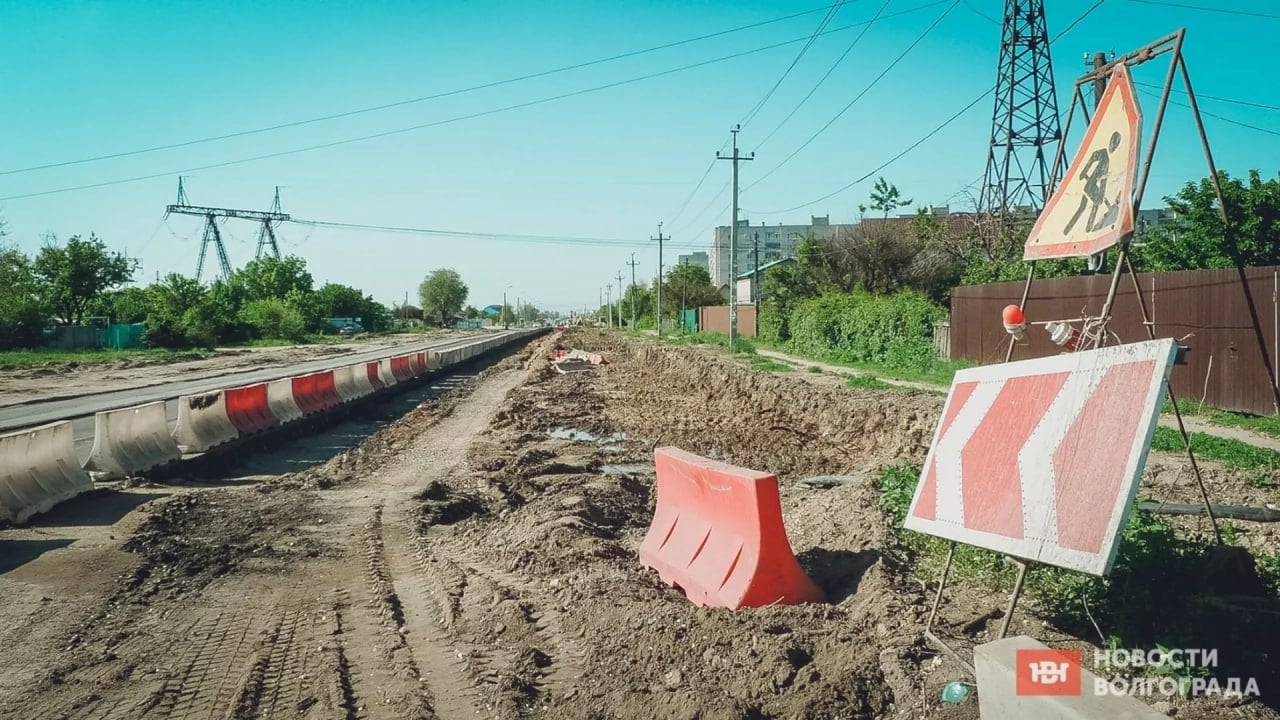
165;179;290;281
255;186;284;260
978;0;1062;217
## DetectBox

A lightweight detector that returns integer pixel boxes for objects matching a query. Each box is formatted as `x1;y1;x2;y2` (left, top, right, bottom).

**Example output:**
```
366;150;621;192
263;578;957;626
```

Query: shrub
787;290;944;372
758;300;787;344
239;298;307;342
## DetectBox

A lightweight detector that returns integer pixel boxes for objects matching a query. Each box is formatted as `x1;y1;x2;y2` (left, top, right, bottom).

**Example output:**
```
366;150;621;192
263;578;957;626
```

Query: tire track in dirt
455;554;585;699
367;356;551;718
360;504;435;719
135;611;262;719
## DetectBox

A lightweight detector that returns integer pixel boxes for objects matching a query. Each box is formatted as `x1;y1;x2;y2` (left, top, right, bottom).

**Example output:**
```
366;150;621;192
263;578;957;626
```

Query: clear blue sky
1;1;1276;313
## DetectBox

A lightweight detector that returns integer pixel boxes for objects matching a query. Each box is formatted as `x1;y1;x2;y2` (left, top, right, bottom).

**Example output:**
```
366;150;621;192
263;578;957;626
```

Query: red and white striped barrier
173;391;240;453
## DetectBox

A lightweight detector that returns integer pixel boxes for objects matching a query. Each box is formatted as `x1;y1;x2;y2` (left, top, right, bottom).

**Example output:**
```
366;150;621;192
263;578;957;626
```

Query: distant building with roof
709;216;855;287
732;257;796;305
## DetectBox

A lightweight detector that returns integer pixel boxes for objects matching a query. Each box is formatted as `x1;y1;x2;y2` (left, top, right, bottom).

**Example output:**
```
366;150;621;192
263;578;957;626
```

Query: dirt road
1;329;1275;719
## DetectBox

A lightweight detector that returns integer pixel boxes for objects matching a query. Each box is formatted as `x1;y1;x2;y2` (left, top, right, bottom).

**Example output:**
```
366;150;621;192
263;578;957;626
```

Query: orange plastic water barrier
639;447;825;610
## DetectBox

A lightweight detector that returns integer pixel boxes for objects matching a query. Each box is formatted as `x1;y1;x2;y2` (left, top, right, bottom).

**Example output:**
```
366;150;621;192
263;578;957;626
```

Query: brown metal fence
950;266;1280;415
697;305;758;337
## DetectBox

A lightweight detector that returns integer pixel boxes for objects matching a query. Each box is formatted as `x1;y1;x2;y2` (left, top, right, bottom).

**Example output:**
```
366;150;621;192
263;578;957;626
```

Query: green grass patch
1162;397;1280;440
743;355;791;372
1150;426;1280;470
846;374;894;390
752;336;968;386
807;365;823;374
0;347;208;369
660;331;757;354
877;462;1280;678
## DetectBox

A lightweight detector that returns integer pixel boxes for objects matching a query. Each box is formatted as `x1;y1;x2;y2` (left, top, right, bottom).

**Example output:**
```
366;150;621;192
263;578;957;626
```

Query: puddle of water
601;464;653;475
547;427;627;444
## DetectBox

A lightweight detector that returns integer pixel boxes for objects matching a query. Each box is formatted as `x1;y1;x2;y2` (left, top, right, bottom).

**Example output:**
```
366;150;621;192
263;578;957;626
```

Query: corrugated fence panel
950;266;1280;416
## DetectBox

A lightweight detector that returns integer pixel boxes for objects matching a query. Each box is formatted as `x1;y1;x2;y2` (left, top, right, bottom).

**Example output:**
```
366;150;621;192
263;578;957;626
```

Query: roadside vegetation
0;224;553;360
1164;397;1280;440
1151;427;1280;470
878;462;1280;683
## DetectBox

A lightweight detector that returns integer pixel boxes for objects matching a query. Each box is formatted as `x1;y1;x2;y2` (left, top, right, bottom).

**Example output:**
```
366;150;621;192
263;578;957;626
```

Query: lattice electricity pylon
165;179;290;281
196;215;233;282
255;186;284;260
978;0;1063;217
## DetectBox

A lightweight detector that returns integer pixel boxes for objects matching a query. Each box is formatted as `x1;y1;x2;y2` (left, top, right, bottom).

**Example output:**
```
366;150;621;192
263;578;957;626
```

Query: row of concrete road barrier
0;330;541;524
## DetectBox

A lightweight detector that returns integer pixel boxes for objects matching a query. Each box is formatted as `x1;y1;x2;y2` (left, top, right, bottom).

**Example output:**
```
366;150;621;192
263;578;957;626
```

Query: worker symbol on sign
1063;131;1124;235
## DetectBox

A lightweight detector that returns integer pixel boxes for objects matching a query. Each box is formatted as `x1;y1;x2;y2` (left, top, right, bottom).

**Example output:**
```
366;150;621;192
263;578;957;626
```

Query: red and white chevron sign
904;339;1178;576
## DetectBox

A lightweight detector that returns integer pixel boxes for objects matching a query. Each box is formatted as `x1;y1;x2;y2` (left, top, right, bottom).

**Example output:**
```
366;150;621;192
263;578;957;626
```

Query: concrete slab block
976;636;1165;719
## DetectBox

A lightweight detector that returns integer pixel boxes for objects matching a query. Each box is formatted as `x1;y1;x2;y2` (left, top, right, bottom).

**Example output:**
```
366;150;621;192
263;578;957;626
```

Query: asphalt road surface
0;333;512;444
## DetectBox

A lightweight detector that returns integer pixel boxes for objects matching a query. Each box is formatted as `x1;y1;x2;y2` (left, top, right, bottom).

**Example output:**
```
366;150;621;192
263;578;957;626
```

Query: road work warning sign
1024;65;1142;261
904;339;1176;575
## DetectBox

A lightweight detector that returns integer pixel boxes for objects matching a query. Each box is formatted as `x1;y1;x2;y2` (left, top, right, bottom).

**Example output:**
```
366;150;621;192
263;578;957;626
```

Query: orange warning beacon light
1002;304;1026;340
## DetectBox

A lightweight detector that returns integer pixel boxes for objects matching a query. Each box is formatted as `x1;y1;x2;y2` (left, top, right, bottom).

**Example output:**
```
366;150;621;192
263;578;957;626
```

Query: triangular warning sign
1024;66;1143;261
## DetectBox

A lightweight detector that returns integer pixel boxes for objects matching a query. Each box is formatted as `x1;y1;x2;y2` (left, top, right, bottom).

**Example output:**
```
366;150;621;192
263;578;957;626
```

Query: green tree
663;263;721;314
33;234;137;324
1134;169;1280;271
418;269;468;326
312;283;368;318
308;283;391;332
865;177;913;218
240;298;307;341
90;286;151;324
463;305;481;319
204;278;252;344
144;273;208;348
0;247;49;349
235;255;313;302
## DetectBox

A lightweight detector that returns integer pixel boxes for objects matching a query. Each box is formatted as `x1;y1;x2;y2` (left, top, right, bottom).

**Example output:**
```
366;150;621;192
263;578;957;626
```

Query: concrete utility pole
753;229;761;332
626;254;640;329
605;283;613;328
653;222;665;337
616;271;625;328
717;126;753;349
679;258;688;332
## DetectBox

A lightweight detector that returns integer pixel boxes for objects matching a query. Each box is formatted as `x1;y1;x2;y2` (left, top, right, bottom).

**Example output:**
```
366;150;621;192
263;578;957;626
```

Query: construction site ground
0;328;1277;719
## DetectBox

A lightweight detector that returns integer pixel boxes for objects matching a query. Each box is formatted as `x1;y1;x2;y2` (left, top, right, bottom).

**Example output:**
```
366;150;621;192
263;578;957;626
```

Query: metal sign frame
922;28;1280;674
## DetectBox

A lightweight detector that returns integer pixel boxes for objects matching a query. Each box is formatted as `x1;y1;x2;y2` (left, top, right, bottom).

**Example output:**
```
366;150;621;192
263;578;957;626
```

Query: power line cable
744;0;960;192
739;0;846;128
1136;89;1280;137
751;0;1107;215
290;219;708;250
755;88;991;214
1;7;946;203
756;0;896;150
1126;0;1280;20
1134;81;1280;112
664;134;731;225
669;179;731;237
664;0;946;229
962;0;1000;25
0;4;838;177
